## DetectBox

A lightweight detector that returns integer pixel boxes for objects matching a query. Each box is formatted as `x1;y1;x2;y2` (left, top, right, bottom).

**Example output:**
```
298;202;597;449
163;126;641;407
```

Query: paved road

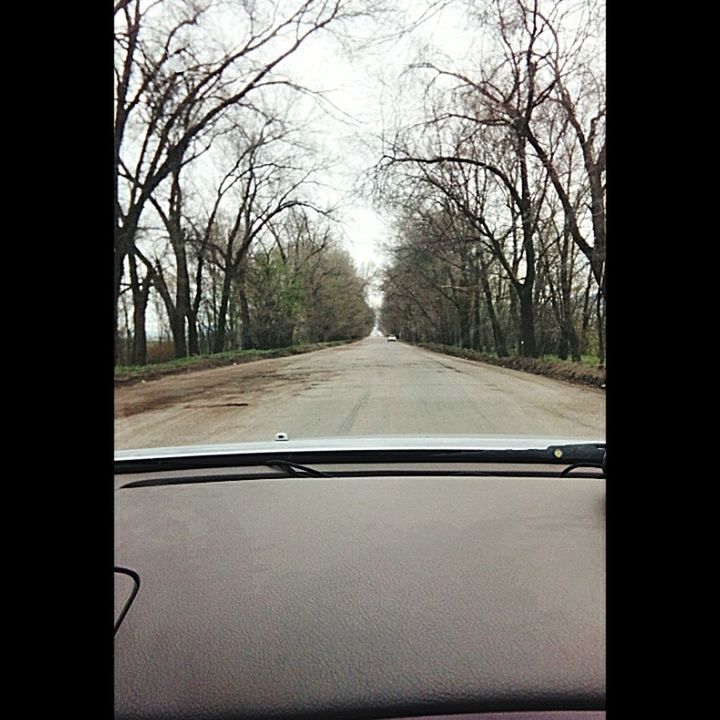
115;337;605;449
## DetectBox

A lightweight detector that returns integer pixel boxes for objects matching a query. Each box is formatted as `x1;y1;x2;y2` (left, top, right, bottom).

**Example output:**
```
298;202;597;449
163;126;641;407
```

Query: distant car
387;334;397;341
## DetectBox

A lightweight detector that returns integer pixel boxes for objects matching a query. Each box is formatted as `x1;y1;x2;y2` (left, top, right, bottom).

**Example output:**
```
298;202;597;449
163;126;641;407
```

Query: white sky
269;0;479;305
132;0;468;312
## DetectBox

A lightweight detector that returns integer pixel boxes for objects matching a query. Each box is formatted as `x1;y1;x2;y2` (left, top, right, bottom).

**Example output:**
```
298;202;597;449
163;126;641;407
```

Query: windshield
114;0;606;451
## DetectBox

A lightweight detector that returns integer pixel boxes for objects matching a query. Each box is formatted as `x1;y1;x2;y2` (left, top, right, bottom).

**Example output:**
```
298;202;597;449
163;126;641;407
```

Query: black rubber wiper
444;442;605;462
560;449;607;476
264;460;330;478
115;443;607;490
115;442;606;476
120;459;331;488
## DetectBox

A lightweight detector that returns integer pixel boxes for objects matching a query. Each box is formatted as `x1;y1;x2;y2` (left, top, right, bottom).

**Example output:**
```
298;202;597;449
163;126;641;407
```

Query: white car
387;334;397;341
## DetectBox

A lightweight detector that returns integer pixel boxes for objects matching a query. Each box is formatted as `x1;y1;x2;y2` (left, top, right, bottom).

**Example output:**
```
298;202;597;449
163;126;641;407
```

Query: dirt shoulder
114;340;356;387
115;336;605;449
415;342;606;389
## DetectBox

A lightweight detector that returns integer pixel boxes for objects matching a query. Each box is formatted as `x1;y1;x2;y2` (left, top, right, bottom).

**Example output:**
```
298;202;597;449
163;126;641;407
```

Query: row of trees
114;0;374;365
118;208;374;361
377;0;605;363
244;211;375;348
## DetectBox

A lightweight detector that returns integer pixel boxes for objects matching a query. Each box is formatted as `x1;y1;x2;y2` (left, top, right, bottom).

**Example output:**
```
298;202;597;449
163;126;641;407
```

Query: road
115;337;605;449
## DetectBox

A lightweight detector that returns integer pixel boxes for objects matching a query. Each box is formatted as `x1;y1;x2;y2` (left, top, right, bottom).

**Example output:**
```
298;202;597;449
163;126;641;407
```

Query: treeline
114;0;373;366
377;0;605;364
118;208;374;362
221;211;374;351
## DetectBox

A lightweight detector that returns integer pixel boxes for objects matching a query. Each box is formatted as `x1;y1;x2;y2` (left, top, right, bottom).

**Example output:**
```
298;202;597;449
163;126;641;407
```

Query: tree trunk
213;266;234;354
560;334;571;360
508;289;519;354
567;323;581;362
580;270;593;354
128;252;151;366
152;168;192;360
132;301;148;366
151;269;182;360
114;245;126;365
187;309;200;356
114;207;142;364
517;139;537;358
188;252;205;356
171;315;187;358
518;286;536;358
120;291;131;366
172;240;190;358
170;243;188;358
239;285;254;349
478;258;509;357
596;292;606;367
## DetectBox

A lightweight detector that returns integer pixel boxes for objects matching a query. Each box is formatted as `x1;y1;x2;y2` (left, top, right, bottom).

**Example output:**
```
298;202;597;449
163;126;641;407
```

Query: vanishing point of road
114;336;605;450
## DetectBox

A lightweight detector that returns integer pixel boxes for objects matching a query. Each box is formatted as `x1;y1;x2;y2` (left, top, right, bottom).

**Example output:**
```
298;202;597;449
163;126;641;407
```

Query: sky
129;0;469;314
268;0;478;305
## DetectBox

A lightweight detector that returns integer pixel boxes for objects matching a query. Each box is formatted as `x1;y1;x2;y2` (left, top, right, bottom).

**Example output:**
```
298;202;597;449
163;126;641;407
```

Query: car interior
114;442;605;720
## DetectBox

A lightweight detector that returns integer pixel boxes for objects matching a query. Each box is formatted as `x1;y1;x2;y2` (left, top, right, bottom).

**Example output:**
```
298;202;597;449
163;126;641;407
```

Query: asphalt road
114;336;605;450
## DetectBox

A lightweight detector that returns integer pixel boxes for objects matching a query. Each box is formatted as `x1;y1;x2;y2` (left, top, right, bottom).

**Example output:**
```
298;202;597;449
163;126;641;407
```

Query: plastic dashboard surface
114;474;605;719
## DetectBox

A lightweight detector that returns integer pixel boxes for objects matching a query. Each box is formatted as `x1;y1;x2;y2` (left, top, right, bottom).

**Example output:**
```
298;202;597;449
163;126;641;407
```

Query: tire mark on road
337;390;371;434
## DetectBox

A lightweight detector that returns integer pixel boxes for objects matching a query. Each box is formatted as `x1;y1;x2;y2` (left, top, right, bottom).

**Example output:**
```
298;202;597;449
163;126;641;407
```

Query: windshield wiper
560;449;607;476
120;459;331;488
116;443;605;489
264;460;330;478
115;441;606;475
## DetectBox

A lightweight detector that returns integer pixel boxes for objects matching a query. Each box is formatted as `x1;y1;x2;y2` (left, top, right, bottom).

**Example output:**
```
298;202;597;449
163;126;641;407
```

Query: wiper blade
120;459;331;488
116;442;605;489
115;441;606;475
560;448;607;476
264;460;330;478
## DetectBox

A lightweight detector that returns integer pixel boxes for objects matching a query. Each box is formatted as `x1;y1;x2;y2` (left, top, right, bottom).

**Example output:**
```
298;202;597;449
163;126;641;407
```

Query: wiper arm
115;442;606;487
119;459;330;488
264;460;330;478
560;449;607;476
422;442;605;465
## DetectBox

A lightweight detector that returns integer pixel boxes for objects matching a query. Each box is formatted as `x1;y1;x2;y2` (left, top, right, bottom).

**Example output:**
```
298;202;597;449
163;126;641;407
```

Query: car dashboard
114;440;605;720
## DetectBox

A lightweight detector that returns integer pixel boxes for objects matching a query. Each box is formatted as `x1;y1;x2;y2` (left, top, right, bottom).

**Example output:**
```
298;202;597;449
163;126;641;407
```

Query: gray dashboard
114;474;605;719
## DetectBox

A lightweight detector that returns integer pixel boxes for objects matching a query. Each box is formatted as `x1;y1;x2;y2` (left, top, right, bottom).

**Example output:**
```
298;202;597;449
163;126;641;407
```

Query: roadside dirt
115;337;605;450
115;360;334;419
116;340;605;421
114;341;353;387
416;343;606;389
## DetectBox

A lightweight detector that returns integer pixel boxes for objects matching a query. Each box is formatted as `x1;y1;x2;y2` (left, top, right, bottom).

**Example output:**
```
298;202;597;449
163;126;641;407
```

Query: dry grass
146;340;176;364
417;343;606;389
115;340;356;386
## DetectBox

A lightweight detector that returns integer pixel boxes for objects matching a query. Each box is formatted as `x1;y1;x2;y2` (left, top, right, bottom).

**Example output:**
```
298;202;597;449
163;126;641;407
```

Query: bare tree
114;0;364;361
376;0;604;361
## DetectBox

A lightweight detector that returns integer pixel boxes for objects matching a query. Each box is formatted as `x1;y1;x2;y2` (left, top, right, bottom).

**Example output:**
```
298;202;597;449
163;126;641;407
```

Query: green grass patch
115;340;357;386
540;354;602;369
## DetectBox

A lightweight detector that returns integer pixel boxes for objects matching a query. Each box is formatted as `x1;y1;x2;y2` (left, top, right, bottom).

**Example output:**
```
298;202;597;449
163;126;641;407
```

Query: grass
115;340;356;386
540;353;603;369
415;343;606;389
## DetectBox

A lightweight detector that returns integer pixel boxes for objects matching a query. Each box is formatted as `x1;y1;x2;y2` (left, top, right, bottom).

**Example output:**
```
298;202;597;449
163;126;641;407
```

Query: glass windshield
114;0;606;451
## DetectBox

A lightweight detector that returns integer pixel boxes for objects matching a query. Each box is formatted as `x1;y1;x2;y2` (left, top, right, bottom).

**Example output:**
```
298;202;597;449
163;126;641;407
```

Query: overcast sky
272;0;479;303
